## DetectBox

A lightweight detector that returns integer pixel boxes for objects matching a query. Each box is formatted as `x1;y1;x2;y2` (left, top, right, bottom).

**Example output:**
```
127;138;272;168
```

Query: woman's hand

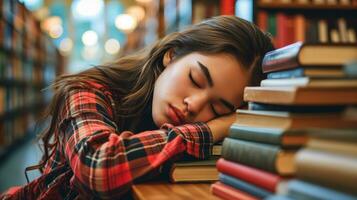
207;113;237;143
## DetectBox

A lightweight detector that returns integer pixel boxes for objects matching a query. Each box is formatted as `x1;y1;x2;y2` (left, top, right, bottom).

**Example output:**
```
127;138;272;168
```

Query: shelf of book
255;0;357;48
0;0;64;161
257;2;357;10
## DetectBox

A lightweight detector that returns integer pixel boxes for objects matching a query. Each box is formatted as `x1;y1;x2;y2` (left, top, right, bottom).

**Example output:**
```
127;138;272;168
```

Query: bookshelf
0;1;64;160
254;0;357;48
157;0;236;37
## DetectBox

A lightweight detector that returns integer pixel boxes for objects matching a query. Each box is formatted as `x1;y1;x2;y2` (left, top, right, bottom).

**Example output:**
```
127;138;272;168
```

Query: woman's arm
59;87;213;199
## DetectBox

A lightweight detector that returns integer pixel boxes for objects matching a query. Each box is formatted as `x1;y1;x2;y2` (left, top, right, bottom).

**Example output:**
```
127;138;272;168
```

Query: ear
162;49;174;67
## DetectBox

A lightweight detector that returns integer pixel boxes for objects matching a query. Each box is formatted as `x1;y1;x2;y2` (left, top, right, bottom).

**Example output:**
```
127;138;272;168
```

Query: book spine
219;173;273;199
267;68;305;79
262;42;302;73
288;180;357;200
216;158;281;192
211;182;258;200
229;124;283;146
222;138;279;174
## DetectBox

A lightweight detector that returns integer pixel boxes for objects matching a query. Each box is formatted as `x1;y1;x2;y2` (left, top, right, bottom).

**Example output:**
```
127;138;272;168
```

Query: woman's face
152;52;250;127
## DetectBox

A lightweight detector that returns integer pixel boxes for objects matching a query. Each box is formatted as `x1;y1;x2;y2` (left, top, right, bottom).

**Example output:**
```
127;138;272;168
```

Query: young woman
2;16;274;199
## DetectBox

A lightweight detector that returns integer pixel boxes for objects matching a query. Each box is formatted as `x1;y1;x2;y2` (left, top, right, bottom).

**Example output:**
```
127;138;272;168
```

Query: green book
222;138;296;176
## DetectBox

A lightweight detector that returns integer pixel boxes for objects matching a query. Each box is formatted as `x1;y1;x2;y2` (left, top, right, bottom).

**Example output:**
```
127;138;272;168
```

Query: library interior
0;0;357;199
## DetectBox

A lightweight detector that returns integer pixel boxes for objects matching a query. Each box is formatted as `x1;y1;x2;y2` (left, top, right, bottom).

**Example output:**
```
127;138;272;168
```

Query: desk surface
132;182;220;200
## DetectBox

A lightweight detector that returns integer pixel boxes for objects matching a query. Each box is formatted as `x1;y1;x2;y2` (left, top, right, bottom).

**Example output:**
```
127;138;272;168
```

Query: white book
260;77;357;87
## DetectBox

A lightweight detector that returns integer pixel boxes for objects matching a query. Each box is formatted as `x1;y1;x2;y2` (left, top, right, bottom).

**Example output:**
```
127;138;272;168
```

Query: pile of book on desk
211;42;357;200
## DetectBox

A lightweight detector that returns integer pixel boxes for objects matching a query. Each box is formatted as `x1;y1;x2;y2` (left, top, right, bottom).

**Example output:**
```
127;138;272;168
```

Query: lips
167;105;185;125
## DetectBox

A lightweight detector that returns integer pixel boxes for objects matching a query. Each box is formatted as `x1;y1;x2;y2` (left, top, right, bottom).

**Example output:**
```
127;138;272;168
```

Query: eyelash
210;104;219;117
189;70;219;117
189;70;201;88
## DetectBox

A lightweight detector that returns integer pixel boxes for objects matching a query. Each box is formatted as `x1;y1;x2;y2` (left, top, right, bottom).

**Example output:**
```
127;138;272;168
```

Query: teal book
288;180;357;200
229;124;307;147
222;138;296;176
219;173;272;199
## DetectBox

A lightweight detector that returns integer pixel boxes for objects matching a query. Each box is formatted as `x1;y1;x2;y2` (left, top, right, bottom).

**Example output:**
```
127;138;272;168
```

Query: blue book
267;68;344;79
288;180;357;200
219;173;273;199
264;195;295;200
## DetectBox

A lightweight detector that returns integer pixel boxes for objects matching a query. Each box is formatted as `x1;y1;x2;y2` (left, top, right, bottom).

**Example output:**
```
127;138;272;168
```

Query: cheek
192;105;215;123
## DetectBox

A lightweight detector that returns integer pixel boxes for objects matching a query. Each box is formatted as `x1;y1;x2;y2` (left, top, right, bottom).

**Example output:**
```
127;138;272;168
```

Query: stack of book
211;42;357;200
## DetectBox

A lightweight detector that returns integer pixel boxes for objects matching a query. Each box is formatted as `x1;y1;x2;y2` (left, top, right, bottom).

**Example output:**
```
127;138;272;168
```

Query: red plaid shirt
1;81;213;199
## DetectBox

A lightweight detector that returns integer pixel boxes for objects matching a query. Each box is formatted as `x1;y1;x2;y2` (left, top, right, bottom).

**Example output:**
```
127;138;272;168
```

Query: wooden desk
132;182;220;200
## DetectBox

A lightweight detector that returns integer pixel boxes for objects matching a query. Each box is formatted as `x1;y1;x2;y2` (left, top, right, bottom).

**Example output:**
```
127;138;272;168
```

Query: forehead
187;52;250;105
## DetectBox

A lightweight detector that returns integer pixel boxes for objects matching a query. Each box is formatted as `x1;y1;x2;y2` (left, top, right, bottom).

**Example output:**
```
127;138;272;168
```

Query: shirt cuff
161;122;213;159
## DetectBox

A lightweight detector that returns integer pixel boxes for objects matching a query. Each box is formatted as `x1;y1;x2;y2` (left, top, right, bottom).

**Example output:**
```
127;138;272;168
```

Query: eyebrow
196;61;236;112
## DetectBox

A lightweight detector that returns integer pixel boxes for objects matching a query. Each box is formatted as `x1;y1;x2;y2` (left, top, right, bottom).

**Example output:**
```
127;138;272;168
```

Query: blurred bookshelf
0;0;64;161
157;0;237;37
255;0;357;48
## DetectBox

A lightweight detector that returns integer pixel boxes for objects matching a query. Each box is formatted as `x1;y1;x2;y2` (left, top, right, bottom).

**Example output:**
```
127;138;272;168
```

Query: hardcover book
260;77;357;88
229;124;307;147
296;148;357;194
244;86;357;105
262;42;357;73
222;138;296;176
219;173;273;198
266;67;345;79
288;180;357;200
169;158;218;183
216;158;289;193
235;109;357;129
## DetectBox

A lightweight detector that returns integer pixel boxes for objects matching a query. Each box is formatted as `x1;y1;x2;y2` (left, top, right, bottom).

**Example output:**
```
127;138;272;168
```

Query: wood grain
133;182;220;200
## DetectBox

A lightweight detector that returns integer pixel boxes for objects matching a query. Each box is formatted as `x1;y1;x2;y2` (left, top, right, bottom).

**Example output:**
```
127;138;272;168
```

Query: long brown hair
35;16;274;172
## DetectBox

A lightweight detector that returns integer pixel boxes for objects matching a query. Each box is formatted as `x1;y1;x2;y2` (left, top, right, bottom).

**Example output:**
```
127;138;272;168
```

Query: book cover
229;124;307;147
222;138;296;175
266;67;345;79
244;86;357;105
248;102;345;113
219;173;273;198
216;158;289;193
288;179;357;200
235;109;357;129
262;42;357;73
296;148;357;194
169;158;218;183
260;77;357;88
211;181;258;200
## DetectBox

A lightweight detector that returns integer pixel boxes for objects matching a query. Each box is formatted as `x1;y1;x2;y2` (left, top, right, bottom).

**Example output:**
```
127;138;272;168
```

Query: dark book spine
267;68;305;79
262;42;302;73
219;173;272;199
229;124;282;146
222;138;279;173
288;180;357;200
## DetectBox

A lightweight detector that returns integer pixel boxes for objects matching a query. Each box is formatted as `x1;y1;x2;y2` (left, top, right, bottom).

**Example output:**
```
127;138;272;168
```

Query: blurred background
1;0;356;193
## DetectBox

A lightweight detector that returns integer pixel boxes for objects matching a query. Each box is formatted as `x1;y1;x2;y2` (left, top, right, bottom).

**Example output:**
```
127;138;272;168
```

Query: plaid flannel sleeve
60;87;213;199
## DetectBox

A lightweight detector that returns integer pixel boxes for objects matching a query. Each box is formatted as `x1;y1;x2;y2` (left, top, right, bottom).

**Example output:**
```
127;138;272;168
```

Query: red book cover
211;181;258;200
216;158;283;192
220;0;235;15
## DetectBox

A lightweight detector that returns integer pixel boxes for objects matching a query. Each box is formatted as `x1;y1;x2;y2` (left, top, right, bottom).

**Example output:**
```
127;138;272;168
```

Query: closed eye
189;70;201;88
210;104;219;117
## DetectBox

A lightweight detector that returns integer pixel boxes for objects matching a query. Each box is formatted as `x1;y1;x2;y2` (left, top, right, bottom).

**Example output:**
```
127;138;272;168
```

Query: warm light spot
82;30;98;46
115;14;137;33
105;38;121;55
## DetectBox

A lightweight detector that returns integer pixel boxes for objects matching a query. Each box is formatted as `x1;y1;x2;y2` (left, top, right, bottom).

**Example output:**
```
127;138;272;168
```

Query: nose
183;92;209;116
